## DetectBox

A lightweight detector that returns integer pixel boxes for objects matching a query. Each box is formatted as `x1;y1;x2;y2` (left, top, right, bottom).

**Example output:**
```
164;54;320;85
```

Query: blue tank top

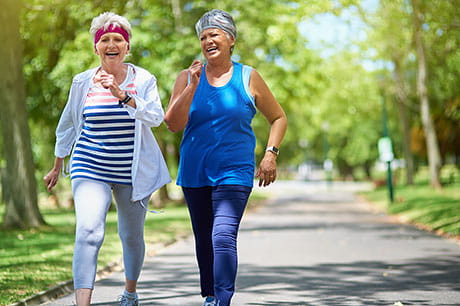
177;62;256;187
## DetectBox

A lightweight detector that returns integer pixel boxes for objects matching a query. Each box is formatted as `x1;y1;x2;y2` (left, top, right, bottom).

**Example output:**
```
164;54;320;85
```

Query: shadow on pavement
90;253;460;306
236;254;460;306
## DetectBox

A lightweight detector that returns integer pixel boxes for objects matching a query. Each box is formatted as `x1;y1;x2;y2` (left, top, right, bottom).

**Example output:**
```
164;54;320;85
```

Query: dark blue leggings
182;185;252;306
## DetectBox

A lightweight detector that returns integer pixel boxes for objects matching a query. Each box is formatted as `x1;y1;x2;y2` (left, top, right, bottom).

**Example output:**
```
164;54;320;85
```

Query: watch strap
266;146;279;155
118;91;132;107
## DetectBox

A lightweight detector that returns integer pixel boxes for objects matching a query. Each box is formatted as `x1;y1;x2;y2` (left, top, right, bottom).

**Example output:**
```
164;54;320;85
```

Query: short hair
90;12;132;40
195;9;237;40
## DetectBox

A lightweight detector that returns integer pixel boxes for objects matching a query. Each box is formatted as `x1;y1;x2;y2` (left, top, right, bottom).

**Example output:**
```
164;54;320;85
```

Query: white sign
378;137;394;162
323;159;333;171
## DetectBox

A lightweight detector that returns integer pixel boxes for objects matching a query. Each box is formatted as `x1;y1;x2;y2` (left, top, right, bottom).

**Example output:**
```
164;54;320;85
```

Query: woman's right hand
43;169;60;192
43;157;64;192
165;60;203;132
188;60;203;86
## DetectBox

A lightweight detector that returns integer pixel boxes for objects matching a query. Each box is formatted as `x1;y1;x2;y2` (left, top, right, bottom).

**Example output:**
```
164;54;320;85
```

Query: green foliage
3;0;458;298
301;51;382;177
361;0;460;163
20;0;340;178
12;0;460;190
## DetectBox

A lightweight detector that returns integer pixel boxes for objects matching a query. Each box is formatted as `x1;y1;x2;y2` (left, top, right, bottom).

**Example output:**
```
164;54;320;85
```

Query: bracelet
118;91;132;108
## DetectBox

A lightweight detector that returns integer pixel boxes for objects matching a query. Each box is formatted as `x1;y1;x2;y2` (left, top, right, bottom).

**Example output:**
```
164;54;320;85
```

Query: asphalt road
44;180;460;306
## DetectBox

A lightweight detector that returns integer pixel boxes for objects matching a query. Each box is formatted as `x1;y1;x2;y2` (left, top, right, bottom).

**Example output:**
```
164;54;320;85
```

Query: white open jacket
54;63;171;202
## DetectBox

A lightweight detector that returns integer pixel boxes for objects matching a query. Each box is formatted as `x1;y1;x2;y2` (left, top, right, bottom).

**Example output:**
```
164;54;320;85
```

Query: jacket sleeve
126;74;165;128
54;82;77;158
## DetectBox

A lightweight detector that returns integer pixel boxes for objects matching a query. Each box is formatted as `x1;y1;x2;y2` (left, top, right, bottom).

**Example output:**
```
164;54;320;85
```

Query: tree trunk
157;135;171;204
392;57;415;185
0;0;46;228
363;160;373;180
170;0;183;31
411;0;442;189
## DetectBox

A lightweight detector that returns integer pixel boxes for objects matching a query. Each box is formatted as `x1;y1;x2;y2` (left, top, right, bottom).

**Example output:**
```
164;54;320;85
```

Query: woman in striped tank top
43;12;170;306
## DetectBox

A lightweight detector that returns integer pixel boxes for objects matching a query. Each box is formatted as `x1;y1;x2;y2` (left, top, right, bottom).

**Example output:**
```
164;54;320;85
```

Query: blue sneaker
203;296;216;306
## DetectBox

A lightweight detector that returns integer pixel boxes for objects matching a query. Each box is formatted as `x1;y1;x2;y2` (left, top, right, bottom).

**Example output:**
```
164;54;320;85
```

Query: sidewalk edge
8;238;184;306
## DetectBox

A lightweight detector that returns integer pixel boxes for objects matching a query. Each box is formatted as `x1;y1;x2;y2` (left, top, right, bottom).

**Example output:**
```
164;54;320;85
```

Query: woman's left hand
256;152;277;187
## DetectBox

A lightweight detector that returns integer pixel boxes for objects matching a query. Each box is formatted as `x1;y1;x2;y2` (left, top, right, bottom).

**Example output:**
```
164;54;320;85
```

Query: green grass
361;169;460;237
0;203;191;306
0;191;267;306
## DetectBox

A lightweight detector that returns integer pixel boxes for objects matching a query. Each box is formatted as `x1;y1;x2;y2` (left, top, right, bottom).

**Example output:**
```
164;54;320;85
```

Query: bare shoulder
250;67;262;79
173;69;190;87
249;68;272;96
178;69;189;80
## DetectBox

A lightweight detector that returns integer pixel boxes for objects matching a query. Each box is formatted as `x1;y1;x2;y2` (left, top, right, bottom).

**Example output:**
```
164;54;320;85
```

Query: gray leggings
71;178;148;289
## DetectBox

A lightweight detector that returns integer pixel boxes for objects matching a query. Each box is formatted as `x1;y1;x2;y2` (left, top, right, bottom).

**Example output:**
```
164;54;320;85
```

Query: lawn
0;203;191;306
361;167;460;238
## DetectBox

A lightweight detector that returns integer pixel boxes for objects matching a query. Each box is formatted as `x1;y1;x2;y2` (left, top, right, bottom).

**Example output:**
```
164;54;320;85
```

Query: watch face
267;147;279;155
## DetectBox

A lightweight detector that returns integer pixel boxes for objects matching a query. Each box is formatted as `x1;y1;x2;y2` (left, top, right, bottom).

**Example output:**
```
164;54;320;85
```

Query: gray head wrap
195;9;237;39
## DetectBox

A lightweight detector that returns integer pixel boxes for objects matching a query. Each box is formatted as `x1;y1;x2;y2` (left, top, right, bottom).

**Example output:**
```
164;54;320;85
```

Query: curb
9;260;122;306
356;194;460;244
9;238;183;306
10;280;74;306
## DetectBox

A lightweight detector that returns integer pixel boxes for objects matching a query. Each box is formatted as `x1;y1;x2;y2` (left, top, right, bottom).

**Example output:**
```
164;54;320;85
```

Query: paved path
46;181;460;306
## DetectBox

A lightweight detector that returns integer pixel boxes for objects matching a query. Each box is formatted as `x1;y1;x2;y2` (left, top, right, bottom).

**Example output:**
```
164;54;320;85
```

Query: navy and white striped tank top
70;66;136;185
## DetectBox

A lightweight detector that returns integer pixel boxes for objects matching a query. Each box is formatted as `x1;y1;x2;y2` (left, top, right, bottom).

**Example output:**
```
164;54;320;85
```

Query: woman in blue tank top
165;9;287;306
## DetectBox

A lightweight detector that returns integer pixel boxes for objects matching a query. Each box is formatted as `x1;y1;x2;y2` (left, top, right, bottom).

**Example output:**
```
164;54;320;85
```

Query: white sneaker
118;293;139;306
203;296;216;306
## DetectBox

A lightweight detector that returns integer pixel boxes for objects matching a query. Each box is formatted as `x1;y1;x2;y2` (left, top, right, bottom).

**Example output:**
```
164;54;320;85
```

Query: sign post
378;136;394;203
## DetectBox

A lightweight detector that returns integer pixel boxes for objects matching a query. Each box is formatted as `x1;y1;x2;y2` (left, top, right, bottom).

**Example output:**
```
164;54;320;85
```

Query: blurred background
1;0;459;303
1;0;459;227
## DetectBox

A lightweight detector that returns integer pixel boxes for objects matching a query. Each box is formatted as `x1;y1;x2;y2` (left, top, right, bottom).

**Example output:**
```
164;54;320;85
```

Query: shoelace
118;294;139;306
203;296;216;306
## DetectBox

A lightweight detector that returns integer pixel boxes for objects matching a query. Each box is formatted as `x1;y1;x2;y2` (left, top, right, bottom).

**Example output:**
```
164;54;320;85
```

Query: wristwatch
118;91;132;108
266;146;279;156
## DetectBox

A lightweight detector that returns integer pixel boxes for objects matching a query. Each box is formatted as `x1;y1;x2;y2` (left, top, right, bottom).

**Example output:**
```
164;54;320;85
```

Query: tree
32;0;336;174
18;0;412;194
411;0;442;188
357;0;460;185
0;0;45;228
357;0;416;185
311;52;382;179
393;56;415;185
420;0;460;167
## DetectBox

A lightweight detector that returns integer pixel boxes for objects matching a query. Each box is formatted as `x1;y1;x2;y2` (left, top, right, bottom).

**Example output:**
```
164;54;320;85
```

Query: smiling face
95;32;129;66
199;28;235;61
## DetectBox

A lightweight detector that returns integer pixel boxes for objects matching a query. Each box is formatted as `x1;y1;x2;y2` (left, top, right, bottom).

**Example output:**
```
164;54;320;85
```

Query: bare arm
164;60;203;132
251;69;288;187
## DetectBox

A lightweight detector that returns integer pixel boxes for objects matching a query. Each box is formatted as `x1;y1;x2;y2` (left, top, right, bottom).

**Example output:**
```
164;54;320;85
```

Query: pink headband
94;25;130;50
